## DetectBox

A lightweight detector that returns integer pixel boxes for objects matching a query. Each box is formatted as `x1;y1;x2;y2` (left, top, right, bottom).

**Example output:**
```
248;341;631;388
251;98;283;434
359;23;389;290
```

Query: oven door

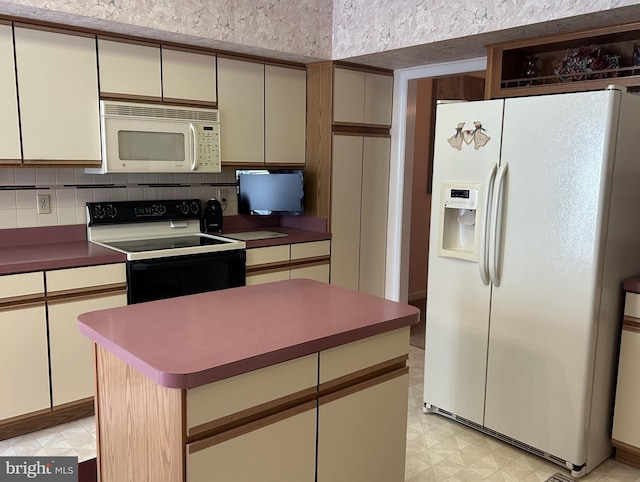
126;250;246;304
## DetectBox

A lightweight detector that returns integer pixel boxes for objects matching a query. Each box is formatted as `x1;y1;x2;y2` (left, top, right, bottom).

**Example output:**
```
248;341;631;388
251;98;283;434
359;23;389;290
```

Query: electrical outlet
37;194;51;214
217;189;228;201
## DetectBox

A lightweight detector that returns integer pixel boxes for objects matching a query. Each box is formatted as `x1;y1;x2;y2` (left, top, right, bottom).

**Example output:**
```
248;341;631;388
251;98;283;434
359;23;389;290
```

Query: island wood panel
95;345;184;482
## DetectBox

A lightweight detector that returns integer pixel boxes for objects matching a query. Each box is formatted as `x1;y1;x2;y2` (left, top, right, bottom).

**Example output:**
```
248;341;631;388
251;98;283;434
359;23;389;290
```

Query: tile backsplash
0;168;239;230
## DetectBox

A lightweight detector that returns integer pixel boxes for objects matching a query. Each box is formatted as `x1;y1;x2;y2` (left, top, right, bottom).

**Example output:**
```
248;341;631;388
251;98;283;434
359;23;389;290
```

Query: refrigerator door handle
489;162;508;287
479;162;497;286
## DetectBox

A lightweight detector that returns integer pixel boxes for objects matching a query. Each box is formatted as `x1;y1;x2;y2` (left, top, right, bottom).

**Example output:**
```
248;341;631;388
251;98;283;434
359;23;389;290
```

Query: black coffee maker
202;198;223;233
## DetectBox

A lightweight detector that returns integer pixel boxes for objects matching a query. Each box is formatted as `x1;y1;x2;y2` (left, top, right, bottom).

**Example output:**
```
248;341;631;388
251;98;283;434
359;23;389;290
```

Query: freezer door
424;99;504;425
483;90;619;465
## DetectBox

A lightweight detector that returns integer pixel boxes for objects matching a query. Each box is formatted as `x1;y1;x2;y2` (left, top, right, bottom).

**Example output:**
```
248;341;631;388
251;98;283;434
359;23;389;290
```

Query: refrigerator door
424;99;504;425
483;90;620;464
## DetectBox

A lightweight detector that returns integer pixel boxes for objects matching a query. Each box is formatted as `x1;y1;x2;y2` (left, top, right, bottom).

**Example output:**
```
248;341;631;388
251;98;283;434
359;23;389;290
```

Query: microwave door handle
190;124;198;171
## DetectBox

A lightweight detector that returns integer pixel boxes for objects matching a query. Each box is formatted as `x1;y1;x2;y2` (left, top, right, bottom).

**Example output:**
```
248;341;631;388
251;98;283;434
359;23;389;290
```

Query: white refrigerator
423;86;640;477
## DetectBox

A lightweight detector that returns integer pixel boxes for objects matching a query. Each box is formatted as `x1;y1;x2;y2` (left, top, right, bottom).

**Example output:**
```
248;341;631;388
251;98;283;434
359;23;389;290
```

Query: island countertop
78;279;419;389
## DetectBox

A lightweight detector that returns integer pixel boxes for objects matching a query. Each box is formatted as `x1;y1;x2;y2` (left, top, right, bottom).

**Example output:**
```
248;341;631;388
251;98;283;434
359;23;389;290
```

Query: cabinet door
359;136;390;297
48;292;127;406
612;326;640;447
15;27;101;163
0;303;49;419
0;23;21;163
364;73;393;126
317;373;409;482
98;39;161;99
330;135;363;290
265;65;306;164
217;58;265;164
333;67;365;125
187;404;316;482
290;264;329;282
162;48;216;105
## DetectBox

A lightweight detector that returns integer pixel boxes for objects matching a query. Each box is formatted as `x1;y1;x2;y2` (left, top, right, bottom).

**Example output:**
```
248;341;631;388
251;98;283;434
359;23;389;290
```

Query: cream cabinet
162;48;217;105
98;38;162;100
333;66;393;127
0;23;21;164
245;240;330;285
47;264;127;407
0;272;49;421
265;65;306;164
14;26;101;165
0;264;126;441
317;327;410;482
330;135;390;297
217;57;265;164
612;290;640;469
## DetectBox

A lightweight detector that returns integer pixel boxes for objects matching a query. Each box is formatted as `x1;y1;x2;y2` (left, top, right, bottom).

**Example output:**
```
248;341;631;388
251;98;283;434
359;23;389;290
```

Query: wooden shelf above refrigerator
485;20;640;99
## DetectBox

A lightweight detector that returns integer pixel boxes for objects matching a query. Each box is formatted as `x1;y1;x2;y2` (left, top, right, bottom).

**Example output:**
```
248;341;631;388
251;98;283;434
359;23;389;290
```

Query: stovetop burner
104;235;231;252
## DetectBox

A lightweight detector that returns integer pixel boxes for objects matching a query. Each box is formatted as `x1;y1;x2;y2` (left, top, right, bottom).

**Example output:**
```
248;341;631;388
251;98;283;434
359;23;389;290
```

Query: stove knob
105;204;118;218
93;205;106;219
178;201;190;215
157;205;167;215
190;201;200;214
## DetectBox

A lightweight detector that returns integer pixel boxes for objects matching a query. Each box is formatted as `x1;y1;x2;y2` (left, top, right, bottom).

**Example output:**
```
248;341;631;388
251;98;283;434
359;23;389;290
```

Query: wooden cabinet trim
46;284;127;304
13;22;96;39
289;256;330;270
187;386;317;442
318;355;408;396
333;62;393;76
612;439;640;469
187;400;316;454
0;298;45;312
99;92;163;103
246;263;290;275
319;366;409;406
160;97;217;109
97;34;159;47
623;315;640;332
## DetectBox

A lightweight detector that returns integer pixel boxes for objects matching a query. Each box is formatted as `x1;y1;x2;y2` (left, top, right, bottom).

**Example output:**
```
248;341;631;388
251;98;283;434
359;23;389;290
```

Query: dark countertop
0;225;126;275
223;214;330;248
78;279;419;389
624;276;640;294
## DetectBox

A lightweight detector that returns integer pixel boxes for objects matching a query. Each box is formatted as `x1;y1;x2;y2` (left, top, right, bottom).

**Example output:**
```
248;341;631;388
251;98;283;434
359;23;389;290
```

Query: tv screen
236;170;304;215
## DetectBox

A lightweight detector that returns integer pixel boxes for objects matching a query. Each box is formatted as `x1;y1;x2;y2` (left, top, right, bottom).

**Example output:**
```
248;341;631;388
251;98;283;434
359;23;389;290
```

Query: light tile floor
1;345;639;481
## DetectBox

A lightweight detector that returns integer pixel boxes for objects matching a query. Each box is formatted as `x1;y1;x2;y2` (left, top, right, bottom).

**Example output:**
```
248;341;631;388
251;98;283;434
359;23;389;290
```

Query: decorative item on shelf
632;42;640;75
554;45;620;82
521;55;540;85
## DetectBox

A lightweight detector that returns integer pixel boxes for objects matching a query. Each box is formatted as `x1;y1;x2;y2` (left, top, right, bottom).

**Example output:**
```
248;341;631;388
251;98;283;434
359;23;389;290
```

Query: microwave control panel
193;123;221;172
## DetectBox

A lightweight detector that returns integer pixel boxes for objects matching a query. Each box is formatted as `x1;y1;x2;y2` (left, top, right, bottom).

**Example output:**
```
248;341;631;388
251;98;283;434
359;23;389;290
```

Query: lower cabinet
0;302;50;420
48;292;127;406
187;405;317;482
0;263;126;440
317;373;409;482
246;240;330;285
94;326;411;482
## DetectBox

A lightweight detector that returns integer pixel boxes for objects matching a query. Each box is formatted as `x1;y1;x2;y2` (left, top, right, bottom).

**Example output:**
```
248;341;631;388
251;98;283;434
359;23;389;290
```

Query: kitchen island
78;278;419;482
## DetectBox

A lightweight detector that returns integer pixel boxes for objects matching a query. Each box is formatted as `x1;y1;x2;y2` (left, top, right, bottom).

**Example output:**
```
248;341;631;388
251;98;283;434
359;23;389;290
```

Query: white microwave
87;100;221;174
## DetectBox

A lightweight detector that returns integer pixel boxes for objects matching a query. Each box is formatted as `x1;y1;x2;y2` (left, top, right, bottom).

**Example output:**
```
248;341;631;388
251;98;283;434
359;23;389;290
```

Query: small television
236;169;304;215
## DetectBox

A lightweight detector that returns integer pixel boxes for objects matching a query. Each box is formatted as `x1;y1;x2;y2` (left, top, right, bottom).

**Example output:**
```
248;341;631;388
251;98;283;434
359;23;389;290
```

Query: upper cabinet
0;23;21;165
98;38;162;100
98;39;217;106
14;26;101;166
162;47;217;105
217;57;265;165
485;21;640;99
265;65;306;164
333;66;393;127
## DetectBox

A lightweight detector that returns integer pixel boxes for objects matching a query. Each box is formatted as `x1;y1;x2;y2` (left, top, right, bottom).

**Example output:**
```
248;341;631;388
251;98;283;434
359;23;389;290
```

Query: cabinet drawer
46;263;126;293
186;353;317;432
0;272;44;301
319;326;409;384
246;270;289;286
290;240;330;260
624;292;640;319
245;245;289;267
290;264;329;283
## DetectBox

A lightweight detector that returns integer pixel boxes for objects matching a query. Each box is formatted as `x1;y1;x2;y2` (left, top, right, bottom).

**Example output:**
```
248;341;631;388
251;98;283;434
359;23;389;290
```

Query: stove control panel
87;199;203;226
